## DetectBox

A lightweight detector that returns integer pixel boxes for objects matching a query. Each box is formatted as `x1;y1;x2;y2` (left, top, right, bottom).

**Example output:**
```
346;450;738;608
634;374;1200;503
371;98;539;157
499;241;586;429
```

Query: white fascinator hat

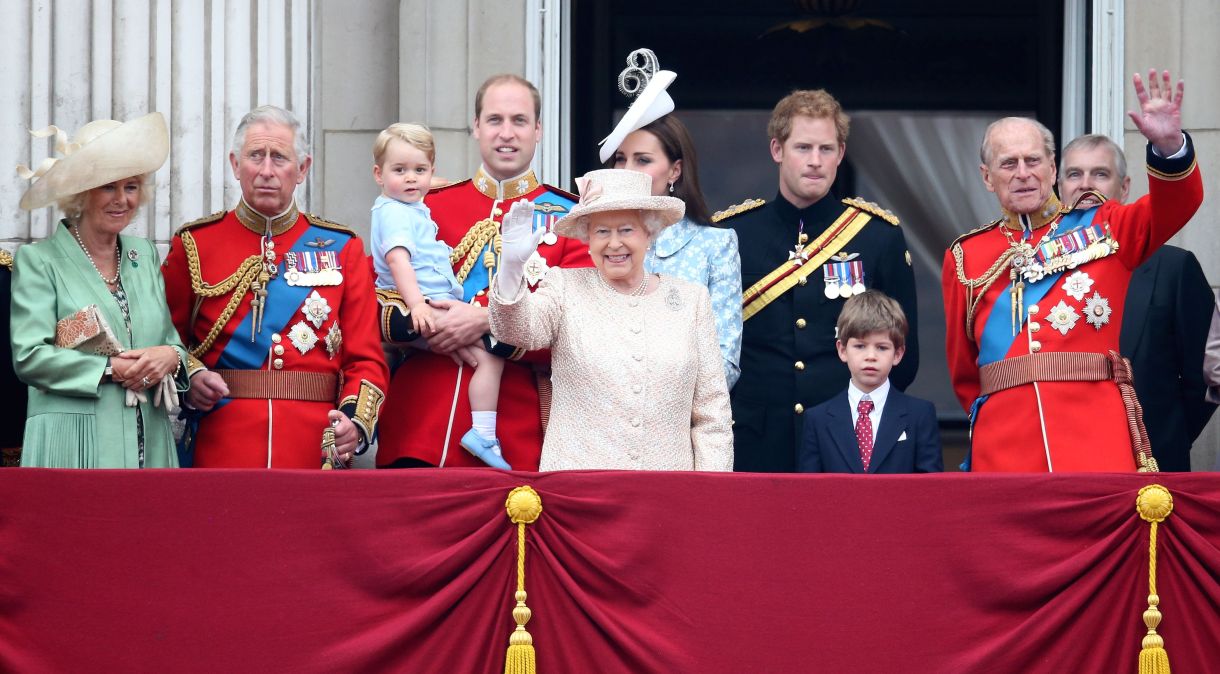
597;48;677;164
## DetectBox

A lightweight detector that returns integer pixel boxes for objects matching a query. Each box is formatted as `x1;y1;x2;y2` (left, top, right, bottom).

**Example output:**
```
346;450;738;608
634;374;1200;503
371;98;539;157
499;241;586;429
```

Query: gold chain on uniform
952;241;1016;342
181;230;263;358
449;217;501;285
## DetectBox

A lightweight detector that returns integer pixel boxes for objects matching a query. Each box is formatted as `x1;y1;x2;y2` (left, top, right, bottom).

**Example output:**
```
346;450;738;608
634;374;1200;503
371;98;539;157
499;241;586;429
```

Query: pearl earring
667;181;674;194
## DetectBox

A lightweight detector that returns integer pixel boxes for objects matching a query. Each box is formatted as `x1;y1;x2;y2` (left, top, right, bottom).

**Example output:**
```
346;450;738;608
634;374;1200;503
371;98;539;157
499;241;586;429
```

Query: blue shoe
460;428;512;470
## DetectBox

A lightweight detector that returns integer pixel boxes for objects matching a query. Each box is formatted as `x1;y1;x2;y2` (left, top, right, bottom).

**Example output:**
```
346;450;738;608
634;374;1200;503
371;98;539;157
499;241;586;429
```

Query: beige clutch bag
54;304;124;356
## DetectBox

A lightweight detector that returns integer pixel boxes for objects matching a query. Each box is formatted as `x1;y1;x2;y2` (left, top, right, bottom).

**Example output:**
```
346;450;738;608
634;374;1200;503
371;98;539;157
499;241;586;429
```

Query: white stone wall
0;0;314;255
1124;0;1220;468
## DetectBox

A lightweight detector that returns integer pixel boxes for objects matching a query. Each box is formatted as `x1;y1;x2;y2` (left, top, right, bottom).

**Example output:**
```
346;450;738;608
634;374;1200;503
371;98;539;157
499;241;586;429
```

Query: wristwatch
104;357;114;378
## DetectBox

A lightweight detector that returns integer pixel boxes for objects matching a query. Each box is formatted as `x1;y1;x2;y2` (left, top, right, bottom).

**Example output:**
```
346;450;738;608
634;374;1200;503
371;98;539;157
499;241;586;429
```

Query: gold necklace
71;225;121;286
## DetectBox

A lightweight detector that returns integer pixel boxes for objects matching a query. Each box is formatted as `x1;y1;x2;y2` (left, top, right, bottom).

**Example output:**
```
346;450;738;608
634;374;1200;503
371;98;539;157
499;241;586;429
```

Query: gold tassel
1136;485;1174;674
504;486;543;674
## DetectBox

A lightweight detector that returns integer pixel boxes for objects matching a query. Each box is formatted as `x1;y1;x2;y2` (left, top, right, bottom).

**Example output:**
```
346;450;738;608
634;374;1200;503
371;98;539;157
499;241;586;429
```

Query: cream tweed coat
490;267;733;471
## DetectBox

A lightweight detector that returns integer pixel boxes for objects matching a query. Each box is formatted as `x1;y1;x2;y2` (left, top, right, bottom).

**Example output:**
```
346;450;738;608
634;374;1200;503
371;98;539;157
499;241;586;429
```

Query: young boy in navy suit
797;290;942;473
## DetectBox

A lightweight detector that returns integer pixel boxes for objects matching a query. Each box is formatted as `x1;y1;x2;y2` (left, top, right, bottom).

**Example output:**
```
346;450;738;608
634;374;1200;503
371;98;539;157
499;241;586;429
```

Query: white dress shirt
847;378;891;431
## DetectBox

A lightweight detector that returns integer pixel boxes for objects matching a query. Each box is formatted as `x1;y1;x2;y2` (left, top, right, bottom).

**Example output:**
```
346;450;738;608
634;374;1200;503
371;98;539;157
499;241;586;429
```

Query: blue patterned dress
646;218;742;388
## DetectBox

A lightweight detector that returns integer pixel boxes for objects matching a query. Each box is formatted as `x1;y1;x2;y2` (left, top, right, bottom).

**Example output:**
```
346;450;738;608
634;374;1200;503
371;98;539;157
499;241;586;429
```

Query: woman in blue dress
601;58;742;388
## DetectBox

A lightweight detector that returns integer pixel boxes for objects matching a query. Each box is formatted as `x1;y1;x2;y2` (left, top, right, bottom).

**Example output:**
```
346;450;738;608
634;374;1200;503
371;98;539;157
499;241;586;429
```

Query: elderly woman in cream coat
489;169;732;471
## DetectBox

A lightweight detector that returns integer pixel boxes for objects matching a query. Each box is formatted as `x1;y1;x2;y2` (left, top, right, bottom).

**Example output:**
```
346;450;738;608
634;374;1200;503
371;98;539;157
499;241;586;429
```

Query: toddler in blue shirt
371;123;509;469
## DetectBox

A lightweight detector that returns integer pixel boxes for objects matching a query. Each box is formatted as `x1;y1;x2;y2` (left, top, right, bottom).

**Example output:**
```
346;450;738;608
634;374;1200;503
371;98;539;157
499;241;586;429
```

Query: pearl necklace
71;225;121;286
597;270;650;297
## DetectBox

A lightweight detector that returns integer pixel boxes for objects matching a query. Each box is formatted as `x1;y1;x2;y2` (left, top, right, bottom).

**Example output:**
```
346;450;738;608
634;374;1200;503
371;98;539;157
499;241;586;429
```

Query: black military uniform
721;192;919;472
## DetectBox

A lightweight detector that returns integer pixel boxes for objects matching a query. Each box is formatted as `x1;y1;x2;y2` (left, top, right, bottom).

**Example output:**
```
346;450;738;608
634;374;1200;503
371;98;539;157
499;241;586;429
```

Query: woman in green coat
12;112;187;468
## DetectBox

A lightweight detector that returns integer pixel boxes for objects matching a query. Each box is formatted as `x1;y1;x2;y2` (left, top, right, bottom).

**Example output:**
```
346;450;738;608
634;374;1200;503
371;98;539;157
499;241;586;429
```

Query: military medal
1084;292;1112;329
288;320;319;354
1047;300;1080;335
1062;271;1093;301
823;263;840;299
850;261;866;295
302;290;331;329
324;323;343;359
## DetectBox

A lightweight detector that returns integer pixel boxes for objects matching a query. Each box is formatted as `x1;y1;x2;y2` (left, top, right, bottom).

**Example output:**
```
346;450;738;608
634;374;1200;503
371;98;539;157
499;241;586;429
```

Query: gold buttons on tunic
1030;341;1042;353
798;233;809;244
794;361;805;371
794;403;805;414
273;345;285;356
272;333;282;344
272;358;284;370
1029;322;1041;333
796;318;807;329
798;276;808;286
493;207;504;217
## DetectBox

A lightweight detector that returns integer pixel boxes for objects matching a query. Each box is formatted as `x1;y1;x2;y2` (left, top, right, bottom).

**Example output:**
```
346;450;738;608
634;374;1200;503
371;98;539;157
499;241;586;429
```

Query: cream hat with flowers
17;111;169;210
553;169;685;242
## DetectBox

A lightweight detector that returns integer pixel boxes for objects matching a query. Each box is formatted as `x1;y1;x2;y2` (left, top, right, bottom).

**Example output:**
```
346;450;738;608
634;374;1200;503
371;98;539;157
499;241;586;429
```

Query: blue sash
216;224;351;370
459;190;575;299
975;207;1098;367
962;206;1100;471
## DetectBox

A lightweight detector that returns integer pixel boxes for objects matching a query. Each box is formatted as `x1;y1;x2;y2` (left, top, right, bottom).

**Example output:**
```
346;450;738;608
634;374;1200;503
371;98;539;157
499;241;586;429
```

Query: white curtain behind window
849;111;1015;419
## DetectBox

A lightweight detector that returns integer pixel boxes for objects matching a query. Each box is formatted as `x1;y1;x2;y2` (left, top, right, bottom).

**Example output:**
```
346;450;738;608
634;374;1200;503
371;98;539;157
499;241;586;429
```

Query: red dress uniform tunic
376;166;592;469
943;137;1202;471
163;202;388;468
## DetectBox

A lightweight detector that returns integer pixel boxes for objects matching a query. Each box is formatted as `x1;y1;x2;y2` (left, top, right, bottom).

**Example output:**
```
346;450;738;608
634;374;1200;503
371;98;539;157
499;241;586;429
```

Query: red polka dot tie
856;398;875;471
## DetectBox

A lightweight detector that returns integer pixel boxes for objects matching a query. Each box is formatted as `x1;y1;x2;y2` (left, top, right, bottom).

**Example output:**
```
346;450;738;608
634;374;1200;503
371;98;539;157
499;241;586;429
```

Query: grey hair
231;105;308;163
980;117;1056;166
1060;133;1127;182
57;173;155;225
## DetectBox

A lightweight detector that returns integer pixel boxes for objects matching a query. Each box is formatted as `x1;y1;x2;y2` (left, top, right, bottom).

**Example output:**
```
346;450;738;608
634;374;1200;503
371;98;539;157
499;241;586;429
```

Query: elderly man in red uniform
376;75;591;469
164;105;388;468
943;70;1203;472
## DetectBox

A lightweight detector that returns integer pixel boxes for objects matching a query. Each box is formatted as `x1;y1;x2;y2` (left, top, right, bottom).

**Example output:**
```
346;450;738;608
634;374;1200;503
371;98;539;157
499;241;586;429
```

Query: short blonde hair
768;89;850;146
374;122;435;166
57;173;155;225
836;290;907;350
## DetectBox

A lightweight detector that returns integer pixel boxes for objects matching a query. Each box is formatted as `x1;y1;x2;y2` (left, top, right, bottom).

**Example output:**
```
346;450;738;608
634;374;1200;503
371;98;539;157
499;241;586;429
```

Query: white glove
124;375;180;415
495;200;544;296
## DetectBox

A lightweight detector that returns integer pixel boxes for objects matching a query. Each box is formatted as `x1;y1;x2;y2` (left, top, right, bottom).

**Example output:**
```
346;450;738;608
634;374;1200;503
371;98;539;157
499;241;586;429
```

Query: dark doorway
570;0;1065;206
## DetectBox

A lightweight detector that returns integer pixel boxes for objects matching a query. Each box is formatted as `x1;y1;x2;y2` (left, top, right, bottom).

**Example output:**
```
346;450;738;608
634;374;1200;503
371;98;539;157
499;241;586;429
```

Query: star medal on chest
788;219;811;267
302;290;332;329
285;250;343;287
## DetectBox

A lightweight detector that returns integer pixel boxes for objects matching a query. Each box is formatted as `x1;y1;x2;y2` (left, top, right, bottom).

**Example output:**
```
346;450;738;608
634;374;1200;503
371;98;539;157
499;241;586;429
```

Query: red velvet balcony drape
2;470;1218;673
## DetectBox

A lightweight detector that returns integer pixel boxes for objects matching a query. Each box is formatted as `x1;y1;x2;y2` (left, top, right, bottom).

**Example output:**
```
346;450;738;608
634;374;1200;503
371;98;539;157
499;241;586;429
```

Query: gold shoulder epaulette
842;197;899;225
950;219;1001;247
711;198;766;223
176;210;225;235
304;212;357;237
0;248;12;269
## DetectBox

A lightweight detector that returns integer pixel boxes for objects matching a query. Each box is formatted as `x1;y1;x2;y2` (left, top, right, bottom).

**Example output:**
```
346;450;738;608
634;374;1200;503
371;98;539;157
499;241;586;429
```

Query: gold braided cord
451;218;500;285
180;231;263;358
953;242;1016;342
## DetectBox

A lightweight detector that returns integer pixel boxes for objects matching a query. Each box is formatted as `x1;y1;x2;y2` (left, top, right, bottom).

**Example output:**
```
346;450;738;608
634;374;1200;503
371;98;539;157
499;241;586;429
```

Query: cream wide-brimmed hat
553;169;685;242
597;48;676;164
17;111;169;210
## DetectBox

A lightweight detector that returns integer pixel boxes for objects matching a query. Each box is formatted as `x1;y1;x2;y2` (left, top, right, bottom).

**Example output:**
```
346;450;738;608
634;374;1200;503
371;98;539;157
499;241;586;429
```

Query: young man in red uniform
163;106;388;468
943;70;1203;472
376;75;591;469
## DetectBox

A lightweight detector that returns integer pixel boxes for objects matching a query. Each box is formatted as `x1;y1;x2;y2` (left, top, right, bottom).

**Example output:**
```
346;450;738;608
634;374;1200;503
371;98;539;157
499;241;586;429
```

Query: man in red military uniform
164;105;388;468
376;75;591;469
943;70;1203;472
